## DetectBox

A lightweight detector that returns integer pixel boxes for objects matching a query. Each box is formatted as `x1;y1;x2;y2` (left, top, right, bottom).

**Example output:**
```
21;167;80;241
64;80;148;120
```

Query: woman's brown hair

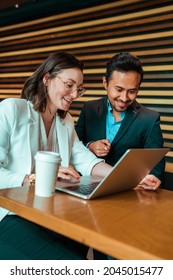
21;51;84;118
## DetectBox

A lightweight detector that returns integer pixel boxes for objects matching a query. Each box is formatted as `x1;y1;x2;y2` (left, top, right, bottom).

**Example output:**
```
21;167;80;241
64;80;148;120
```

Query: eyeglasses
56;76;86;97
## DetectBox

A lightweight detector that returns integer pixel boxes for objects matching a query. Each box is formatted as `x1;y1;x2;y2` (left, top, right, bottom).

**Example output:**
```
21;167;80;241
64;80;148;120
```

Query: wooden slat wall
0;0;173;173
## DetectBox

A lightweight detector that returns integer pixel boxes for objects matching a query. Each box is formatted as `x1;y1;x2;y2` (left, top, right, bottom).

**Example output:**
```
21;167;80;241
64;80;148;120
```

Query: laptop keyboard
65;182;99;195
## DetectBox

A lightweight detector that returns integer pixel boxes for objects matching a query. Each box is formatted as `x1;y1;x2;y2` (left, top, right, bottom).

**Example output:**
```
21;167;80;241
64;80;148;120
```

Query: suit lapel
112;102;139;146
56;116;69;167
27;102;39;172
98;97;107;139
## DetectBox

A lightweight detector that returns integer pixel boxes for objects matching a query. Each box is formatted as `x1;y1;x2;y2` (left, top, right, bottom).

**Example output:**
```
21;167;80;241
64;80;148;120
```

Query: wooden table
0;185;173;260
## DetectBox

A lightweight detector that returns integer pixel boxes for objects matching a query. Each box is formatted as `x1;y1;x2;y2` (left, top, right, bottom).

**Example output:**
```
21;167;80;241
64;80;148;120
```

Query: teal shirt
106;100;126;143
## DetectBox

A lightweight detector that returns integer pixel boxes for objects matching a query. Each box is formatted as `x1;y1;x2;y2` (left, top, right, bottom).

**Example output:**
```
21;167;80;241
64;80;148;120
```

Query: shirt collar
107;99;126;119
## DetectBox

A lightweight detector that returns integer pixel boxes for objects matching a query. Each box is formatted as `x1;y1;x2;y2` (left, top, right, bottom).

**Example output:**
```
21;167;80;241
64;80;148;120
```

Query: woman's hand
57;165;80;182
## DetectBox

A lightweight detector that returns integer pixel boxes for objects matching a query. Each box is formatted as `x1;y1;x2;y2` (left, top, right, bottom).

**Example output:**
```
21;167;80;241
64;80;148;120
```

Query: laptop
55;148;169;200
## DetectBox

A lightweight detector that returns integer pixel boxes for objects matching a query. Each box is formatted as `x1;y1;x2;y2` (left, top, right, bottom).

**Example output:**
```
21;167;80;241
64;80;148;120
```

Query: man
76;52;165;190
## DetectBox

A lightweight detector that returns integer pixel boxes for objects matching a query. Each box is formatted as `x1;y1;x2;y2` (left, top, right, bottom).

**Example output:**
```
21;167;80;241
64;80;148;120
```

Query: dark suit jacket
75;97;165;181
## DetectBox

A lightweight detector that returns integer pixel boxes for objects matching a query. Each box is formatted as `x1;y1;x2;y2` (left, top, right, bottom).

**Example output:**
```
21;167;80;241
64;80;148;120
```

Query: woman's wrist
28;174;35;184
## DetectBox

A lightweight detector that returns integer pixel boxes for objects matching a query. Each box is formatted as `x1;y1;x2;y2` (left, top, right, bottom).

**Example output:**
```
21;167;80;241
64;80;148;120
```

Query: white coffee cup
34;151;61;197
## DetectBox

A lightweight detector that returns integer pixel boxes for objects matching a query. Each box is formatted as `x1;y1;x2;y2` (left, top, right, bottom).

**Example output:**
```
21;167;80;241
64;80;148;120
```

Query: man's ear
43;72;50;86
102;76;107;90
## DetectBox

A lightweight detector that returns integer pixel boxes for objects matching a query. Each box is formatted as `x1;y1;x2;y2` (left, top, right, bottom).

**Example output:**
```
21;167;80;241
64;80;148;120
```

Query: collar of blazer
95;98;140;141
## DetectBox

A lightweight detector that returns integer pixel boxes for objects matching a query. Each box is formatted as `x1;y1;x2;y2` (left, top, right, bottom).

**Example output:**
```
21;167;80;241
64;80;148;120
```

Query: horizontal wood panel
163;134;173;140
165;162;173;173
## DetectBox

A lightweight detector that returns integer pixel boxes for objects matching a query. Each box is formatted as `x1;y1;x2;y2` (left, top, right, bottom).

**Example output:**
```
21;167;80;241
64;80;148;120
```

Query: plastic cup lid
34;151;61;163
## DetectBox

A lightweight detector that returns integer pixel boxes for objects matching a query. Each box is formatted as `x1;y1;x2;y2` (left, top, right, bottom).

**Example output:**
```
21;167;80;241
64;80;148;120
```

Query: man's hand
137;174;161;190
88;139;111;157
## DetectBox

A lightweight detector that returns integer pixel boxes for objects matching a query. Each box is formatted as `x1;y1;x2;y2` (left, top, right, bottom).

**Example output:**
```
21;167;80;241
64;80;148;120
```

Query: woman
0;51;112;259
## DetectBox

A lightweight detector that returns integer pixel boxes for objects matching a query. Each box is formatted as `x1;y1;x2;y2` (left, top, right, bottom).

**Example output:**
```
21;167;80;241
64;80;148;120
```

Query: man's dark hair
105;52;143;85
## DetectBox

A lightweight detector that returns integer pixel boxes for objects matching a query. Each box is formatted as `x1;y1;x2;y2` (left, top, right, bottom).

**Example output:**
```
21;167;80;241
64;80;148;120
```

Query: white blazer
0;98;102;220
